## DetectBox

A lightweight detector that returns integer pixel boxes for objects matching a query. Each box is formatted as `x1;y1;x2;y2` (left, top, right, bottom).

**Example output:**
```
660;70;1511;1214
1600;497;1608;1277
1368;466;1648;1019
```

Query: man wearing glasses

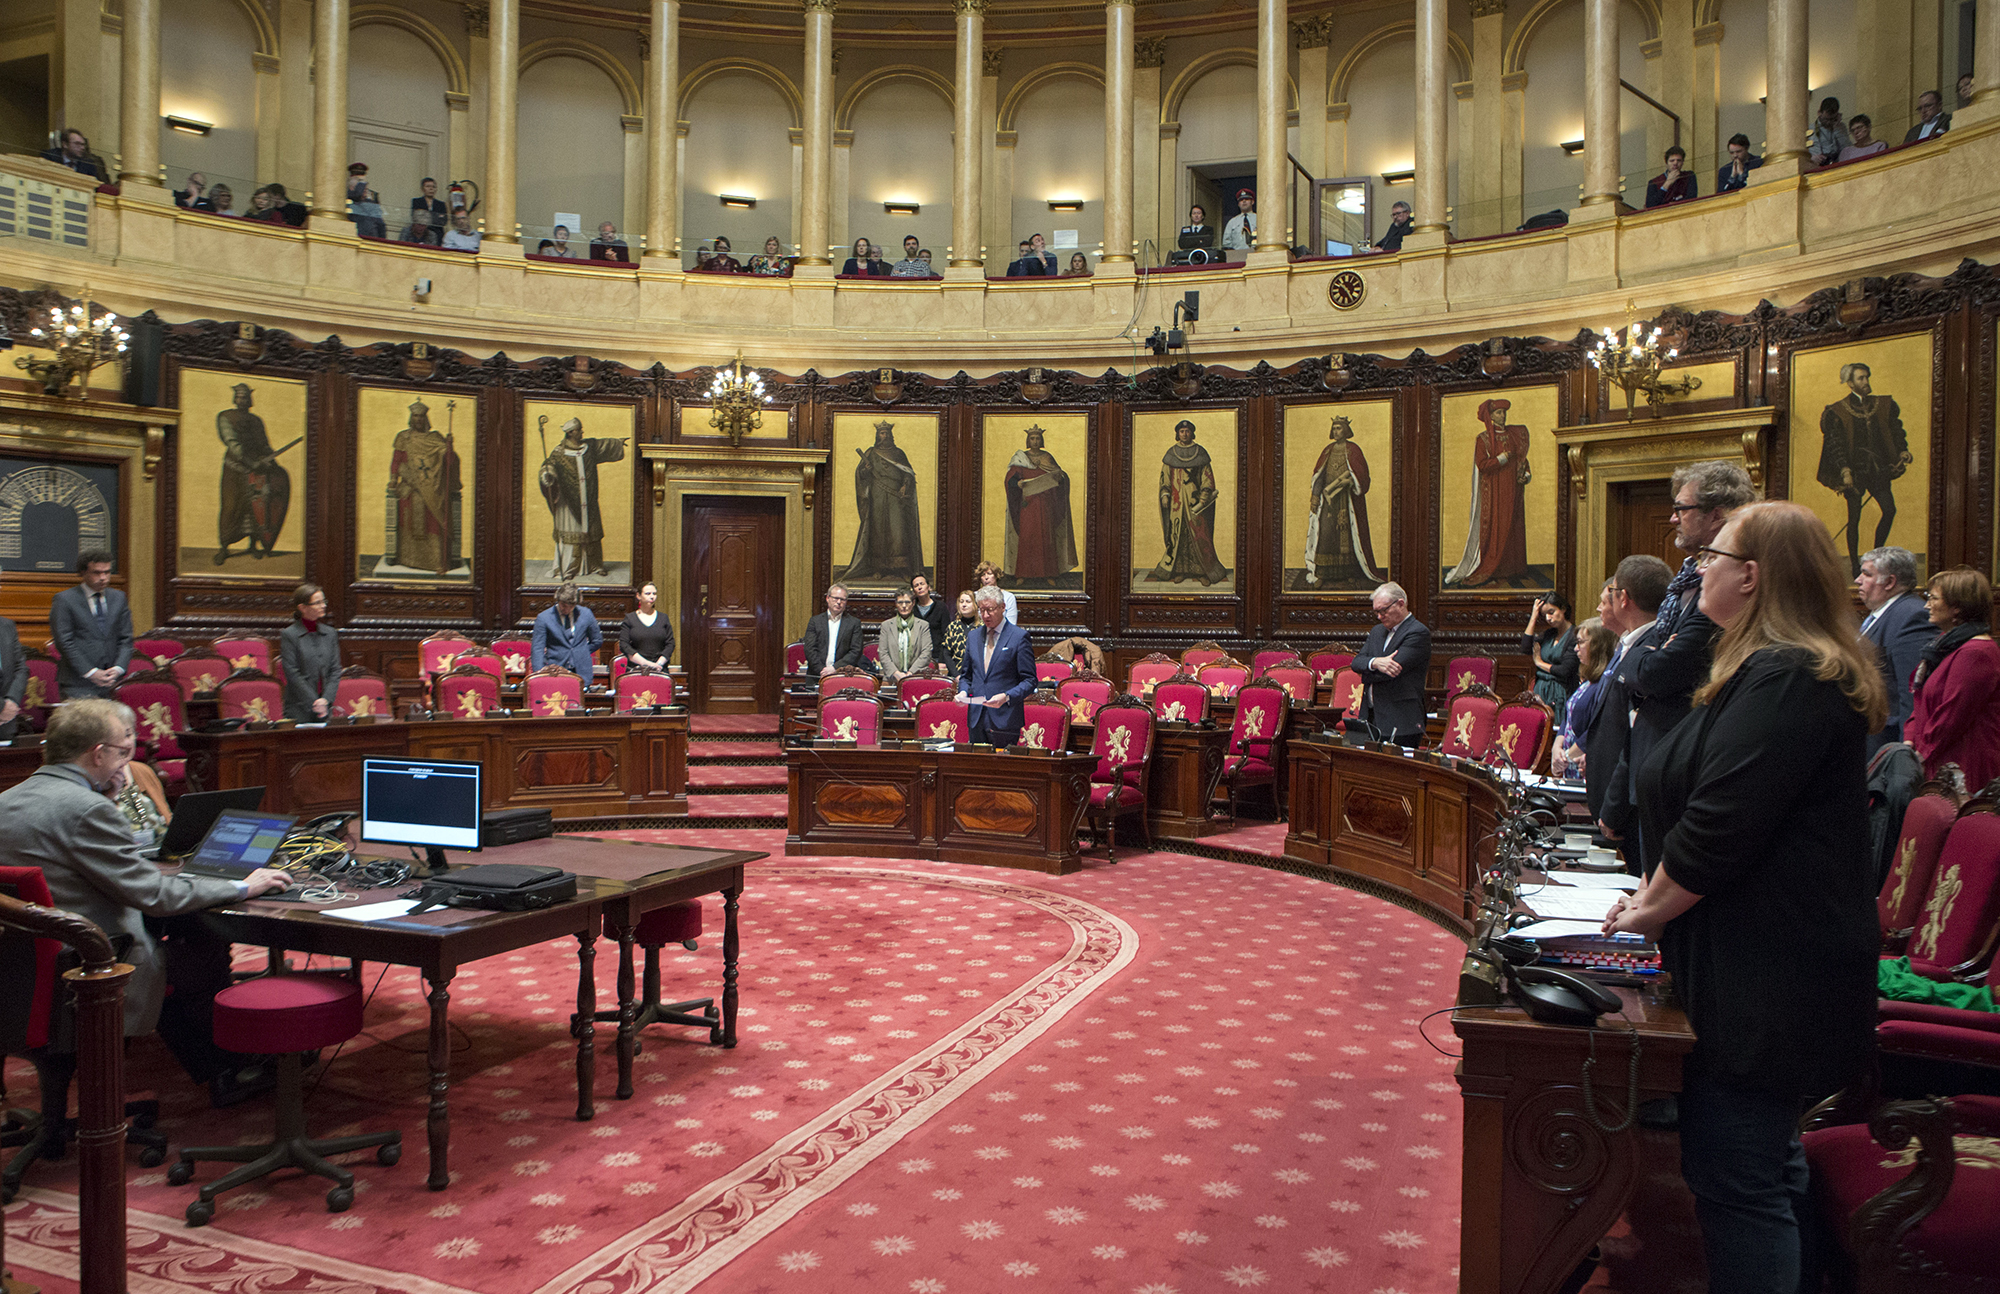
1601;460;1757;874
0;700;294;1105
1351;582;1431;747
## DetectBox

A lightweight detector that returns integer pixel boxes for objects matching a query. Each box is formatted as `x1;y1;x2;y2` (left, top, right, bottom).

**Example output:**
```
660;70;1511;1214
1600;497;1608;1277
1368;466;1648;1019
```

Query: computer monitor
1324;240;1354;257
360;757;483;872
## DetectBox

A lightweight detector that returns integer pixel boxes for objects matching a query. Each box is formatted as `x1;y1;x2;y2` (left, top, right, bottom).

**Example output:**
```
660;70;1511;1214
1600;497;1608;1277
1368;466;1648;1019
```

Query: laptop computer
177;809;298;883
147;786;268;862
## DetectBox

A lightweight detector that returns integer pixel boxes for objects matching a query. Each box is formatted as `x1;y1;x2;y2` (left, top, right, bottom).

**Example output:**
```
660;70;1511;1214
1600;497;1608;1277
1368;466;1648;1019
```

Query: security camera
414;278;432;297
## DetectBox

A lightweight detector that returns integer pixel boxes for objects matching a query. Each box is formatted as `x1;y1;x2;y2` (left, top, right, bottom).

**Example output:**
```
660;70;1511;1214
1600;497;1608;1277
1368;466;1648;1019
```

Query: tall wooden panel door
1605;479;1680;588
683;496;784;713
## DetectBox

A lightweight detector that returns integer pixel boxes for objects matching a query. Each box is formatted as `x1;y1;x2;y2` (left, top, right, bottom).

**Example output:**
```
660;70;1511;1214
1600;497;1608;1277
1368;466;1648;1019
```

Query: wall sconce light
1560;138;1587;155
883;201;920;215
1380;168;1414;185
1047;198;1083;212
719;194;756;208
165;115;213;136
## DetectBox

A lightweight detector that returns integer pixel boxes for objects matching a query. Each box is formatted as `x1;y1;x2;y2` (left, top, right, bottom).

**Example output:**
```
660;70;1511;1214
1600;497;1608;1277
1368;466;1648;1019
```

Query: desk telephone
1484;933;1623;1027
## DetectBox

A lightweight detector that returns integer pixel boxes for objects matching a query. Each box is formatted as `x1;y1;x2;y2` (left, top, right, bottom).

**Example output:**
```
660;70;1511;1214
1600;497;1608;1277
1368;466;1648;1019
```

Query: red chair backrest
334;671;391;718
1181;643;1228;669
1332;668;1365;718
1251;647;1301;672
1309;650;1355;681
454;652;507;683
1440;687;1502;759
213;637;272;674
419;633;476;681
1057;675;1115;725
134;637;186;668
1260;663;1316;704
435;667;501;718
0;867;59;1049
1198;659;1251;699
1126;654;1180;697
1230;683;1288;761
1907;806;2000;977
615;670;675;712
1493;699;1552;770
899;675;954;709
168;651;230;698
491;638;533;678
1089;699;1154;788
785;642;809;673
818;668;878;701
1035;659;1076;684
820;690;882;744
1018;693;1072;751
1151;675;1211;724
526;667;586;716
215;670;283;723
1447;655;1495;697
862;642;880;665
1881;794;1962;943
914;697;971;742
610;655;630;686
116;674;189;762
22;657;58;727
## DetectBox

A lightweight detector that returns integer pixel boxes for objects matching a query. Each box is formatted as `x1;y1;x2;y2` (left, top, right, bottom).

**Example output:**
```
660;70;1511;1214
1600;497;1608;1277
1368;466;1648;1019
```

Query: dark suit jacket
1904;113;1951;144
1643;172;1698;208
1863;591;1937;751
0;615;24;740
278;620;343;721
1607;592;1720;872
50;583;134;697
913;596;950;648
531;606;602;675
41;148;108;182
1716;155;1762;192
958;620;1037;744
801;613;865;673
1006;254;1057;278
1353;616;1432;741
1584;639;1638;828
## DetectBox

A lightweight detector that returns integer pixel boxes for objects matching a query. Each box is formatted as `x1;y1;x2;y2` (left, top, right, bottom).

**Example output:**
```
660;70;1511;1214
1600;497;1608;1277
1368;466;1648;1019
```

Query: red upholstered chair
1220;680;1289;823
1331;668;1366;721
434;663;501;718
1259;660;1317;706
116;670;190;794
862;641;880;668
1881;790;1964;954
590;903;719;1072
333;666;391;719
1017;690;1072;752
615;667;675;712
166;974;400;1223
1492;692;1557;771
1903;798;2000;984
212;636;273;675
526;665;586;716
1439;683;1502;760
21;653;57;730
1445;654;1496;698
215;669;283;724
785;642;809;674
1084;696;1155;861
1197;656;1251;700
1181;641;1229;670
897;665;954;710
1057;670;1116;727
418;630;476;684
915;696;972;742
1035;650;1076;685
1250;642;1300;672
450;651;506;686
817;666;878;701
610;655;632;688
819;688;882;744
1149;669;1212;725
168;646;232;698
1308;647;1356;682
490;637;533;679
134;636;186;669
1125;652;1180;698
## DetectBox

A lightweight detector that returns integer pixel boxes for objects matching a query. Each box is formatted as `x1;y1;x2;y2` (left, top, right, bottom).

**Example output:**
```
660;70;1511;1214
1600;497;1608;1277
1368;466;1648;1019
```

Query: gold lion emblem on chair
24;676;48;708
1161;701;1186;722
1019;723;1046;749
1241;707;1267;739
1452;709;1477;750
345;693;378;717
1495;723;1521;761
230;654;256;671
1346;682;1364;713
455;690;488;718
1885;838;1918;917
193;671;218;693
240;697;270;722
1068;696;1096;722
631;689;657;709
1105;726;1133;764
539;693;571;716
140;702;175;742
928;720;959;740
1457;670;1476;692
832;715;859;740
502;653;526;673
1881;1134;2000;1172
1912;863;1963;962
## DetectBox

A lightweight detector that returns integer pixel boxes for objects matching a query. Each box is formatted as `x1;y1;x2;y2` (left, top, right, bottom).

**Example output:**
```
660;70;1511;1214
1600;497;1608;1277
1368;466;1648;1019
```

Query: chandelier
15;292;129;399
706;353;771;447
1588;304;1700;419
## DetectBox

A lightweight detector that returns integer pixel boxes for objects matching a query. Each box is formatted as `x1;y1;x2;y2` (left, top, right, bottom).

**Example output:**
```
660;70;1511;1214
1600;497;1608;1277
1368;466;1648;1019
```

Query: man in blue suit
1857;545;1937;755
955;586;1037;745
50;549;134;698
531;583;602;676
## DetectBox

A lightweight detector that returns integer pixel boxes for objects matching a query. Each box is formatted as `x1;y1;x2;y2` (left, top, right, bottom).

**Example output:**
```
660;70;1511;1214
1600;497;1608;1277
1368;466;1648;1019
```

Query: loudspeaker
122;314;164;407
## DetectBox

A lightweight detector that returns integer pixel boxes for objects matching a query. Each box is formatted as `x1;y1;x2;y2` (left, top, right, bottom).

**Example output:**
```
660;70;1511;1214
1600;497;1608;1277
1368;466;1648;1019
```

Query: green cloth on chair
1878;957;1997;1012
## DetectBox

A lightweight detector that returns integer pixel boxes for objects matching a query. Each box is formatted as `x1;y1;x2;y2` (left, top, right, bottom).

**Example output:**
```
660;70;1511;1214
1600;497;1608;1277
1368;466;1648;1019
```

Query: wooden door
683;496;784;713
1605;479;1680;588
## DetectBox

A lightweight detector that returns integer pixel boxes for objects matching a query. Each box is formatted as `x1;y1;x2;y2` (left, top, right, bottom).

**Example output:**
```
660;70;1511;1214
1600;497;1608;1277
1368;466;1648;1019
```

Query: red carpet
691;715;782;735
688;793;788;818
688;741;784;761
688;766;789;789
6;838;1466;1294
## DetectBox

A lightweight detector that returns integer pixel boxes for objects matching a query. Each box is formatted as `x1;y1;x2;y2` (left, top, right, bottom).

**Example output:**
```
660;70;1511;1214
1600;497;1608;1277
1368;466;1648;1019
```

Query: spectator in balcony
1644;146;1698;208
442;212;481;252
1837;115;1888;163
1008;236;1056;277
347;163;386;238
1716;133;1761;192
701;235;741;272
1027;232;1058;273
1180;204;1215;248
842;237;887;276
590;220;631;262
549;225;574;258
1005;240;1035;276
892;234;930;277
1222;189;1258;250
1064;252;1091;277
174;172;211;210
1372;201;1414;253
1958;72;1976;108
870;241;893;274
411;177;448;229
400;209;443;245
919;249;934;271
206;183;235;216
40;128;108;182
1809;97;1851;166
535;238;556;255
1904;88;1951;143
748;235;793;276
248;184;307;227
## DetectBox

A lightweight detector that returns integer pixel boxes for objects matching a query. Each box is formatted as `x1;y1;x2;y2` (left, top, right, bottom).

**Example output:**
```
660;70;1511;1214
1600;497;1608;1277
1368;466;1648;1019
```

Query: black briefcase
409;863;577;913
481;806;554;847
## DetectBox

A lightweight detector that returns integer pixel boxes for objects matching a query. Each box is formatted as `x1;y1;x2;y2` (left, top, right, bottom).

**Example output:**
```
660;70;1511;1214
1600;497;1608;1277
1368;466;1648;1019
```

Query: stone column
253;52;281;185
462;3;490;202
645;0;680;262
1578;0;1622;209
1964;0;2000;124
307;0;347;216
54;0;105;148
1292;17;1332;179
1692;22;1722;170
1134;36;1165;254
1762;0;1807;170
950;0;985;267
1254;0;1288;250
1104;0;1136;262
117;0;161;187
1412;0;1449;232
981;47;1005;263
1467;0;1506;238
276;0;313;192
798;0;836;264
483;0;520;242
622;114;646;247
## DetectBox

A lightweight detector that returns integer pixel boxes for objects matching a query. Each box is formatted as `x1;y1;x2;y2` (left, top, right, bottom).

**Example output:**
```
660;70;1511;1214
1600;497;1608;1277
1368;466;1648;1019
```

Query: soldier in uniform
1817;362;1912;575
214;383;290;564
538;416;626;579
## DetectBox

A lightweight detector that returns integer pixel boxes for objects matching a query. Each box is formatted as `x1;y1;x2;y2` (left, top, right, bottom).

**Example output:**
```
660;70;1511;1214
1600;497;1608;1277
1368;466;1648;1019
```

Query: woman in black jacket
278;583;342;720
1518;590;1579;709
1605;501;1885;1294
618;581;675;671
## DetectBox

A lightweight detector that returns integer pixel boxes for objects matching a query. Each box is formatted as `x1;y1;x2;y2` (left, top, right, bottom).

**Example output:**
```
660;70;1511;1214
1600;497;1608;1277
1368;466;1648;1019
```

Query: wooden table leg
721;884;740;1049
612;917;637;1099
573;931;596;1121
423;971;454;1190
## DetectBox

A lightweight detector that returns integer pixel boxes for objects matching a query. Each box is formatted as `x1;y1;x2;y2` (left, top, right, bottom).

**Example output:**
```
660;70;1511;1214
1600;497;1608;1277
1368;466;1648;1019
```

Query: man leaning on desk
955;586;1037;745
0;700;294;1106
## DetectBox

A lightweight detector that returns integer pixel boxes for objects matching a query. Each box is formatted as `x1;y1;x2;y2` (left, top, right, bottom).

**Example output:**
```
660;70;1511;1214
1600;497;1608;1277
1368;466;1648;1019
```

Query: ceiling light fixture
883;201;919;215
1380;169;1414;185
719;194;756;208
164;115;212;136
1047;198;1083;212
1560;138;1586;155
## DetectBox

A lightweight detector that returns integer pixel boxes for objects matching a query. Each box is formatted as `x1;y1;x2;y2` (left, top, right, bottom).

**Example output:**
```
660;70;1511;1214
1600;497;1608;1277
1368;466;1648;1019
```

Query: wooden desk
1146;725;1230;838
786;744;1095;874
206;838;756;1190
177;710;690;821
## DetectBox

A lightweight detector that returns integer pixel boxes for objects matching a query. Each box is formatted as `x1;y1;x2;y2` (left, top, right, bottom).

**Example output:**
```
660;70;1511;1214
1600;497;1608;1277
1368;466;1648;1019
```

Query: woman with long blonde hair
1605;501;1883;1293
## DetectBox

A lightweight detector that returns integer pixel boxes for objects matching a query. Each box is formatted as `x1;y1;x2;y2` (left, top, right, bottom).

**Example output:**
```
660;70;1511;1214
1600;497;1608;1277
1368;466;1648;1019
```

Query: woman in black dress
1605;501;1884;1294
938;589;977;678
618;581;674;670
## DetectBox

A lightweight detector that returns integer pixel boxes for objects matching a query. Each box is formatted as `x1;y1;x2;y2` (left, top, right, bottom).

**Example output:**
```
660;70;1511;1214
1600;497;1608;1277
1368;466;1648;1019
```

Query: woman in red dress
1905;565;2000;789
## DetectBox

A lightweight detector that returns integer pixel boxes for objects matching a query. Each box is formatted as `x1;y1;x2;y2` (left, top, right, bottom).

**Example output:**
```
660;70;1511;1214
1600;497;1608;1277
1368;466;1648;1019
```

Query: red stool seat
596;901;718;1095
213;975;363;1055
604;901;702;946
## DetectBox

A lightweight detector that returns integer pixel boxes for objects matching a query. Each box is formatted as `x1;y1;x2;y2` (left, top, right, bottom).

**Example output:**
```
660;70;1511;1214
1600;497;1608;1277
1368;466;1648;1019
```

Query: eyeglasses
1668;502;1703;516
1371;604;1399;618
1694;545;1748;569
97;740;136;757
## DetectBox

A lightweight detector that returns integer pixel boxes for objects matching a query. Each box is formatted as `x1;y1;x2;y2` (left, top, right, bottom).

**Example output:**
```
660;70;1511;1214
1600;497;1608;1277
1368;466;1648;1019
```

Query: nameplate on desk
1002;745;1057;757
811;738;859;748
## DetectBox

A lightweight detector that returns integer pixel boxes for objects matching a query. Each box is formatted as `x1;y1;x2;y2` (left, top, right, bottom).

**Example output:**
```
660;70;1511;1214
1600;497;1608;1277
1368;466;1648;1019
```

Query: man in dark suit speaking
801;583;866;676
50;548;134;699
1351;581;1431;746
955;586;1037;745
1857;545;1937;753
